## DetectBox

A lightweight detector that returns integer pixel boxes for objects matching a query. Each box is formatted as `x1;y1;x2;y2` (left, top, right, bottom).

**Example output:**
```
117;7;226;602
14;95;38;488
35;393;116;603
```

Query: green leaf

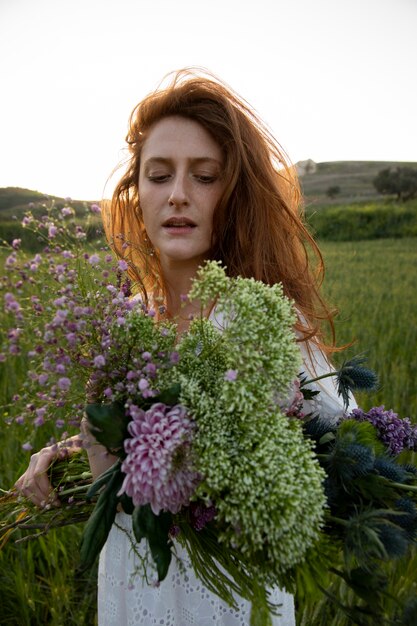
132;504;173;581
78;463;124;572
118;492;135;514
154;383;181;406
85;401;130;452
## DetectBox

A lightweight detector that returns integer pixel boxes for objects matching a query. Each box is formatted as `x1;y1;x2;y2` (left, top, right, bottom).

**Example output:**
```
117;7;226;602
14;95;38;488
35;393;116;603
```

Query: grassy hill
0;187;94;220
298;160;417;206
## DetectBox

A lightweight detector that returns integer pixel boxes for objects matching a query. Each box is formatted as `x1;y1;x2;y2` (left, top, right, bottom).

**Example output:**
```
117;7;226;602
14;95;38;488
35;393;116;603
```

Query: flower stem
301;371;338;387
326;515;348;527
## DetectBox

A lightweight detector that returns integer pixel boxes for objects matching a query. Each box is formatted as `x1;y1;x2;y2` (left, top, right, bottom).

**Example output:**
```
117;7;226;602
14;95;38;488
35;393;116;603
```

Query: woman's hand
14;435;83;508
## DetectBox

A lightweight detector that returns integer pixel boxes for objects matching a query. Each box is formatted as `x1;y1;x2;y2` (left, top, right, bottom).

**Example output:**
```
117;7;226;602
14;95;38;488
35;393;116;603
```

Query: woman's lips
162;217;197;233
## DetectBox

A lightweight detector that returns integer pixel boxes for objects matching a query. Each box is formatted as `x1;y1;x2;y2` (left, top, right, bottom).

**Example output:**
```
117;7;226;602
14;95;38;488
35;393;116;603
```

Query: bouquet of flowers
1;202;417;625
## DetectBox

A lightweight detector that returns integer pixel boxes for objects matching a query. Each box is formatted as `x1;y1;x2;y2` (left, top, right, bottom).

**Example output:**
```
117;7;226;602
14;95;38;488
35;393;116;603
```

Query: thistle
336;356;379;409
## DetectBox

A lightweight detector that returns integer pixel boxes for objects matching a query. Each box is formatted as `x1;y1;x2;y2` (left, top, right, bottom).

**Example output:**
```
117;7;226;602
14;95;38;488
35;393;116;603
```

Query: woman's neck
160;259;201;318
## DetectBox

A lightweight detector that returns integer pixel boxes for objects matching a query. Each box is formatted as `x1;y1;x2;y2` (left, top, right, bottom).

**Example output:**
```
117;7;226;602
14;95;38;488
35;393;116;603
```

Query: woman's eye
148;174;170;183
195;174;216;184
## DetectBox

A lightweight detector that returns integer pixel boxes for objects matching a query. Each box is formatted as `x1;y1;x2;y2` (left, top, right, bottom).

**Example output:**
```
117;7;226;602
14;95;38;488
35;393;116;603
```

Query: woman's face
138;116;225;272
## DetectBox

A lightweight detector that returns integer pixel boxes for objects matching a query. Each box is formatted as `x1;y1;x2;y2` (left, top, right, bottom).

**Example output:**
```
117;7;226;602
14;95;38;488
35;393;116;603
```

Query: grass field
0;236;416;624
321;237;417;417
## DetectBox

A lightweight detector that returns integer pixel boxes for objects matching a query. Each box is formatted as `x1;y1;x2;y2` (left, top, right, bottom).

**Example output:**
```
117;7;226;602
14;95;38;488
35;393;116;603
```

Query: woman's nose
168;175;189;207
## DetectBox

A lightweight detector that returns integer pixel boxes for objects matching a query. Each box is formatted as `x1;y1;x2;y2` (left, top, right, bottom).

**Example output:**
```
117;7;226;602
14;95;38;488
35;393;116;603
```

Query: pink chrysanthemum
119;402;200;514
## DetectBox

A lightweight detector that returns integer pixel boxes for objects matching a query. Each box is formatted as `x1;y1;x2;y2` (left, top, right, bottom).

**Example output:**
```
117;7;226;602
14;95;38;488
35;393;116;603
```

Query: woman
16;69;353;625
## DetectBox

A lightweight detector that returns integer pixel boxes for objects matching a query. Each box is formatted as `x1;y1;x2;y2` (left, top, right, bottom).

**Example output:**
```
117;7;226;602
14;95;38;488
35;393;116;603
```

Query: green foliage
307;201;417;241
86;402;130;452
326;185;341;199
374;168;417;202
321;238;417;416
79;462;123;573
132;505;173;581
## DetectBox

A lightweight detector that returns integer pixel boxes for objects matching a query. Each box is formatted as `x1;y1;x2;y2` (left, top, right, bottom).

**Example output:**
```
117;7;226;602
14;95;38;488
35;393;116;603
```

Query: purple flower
138;378;149;391
189;502;217;531
224;369;238;382
93;355;106;368
348;406;417;455
22;442;33;451
5;254;17;268
118;259;129;271
4;293;21;314
90;203;101;213
88;254;100;265
119;403;200;514
12;238;21;250
48;225;58;238
61;206;73;217
57;377;71;391
170;352;180;365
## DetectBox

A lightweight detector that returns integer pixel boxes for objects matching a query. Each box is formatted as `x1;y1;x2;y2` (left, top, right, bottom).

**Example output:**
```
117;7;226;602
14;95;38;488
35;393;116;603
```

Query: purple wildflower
189;502;217;531
93;355;106;368
12;238;21;250
138;378;149;392
118;259;129;271
224;369;238;382
284;378;305;418
348;406;417;455
119;403;200;514
89;254;100;265
58;377;71;391
90;203;101;213
48;225;58;238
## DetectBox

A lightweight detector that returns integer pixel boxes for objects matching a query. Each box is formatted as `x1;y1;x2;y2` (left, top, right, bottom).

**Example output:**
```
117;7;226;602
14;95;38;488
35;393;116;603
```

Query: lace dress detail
98;513;295;625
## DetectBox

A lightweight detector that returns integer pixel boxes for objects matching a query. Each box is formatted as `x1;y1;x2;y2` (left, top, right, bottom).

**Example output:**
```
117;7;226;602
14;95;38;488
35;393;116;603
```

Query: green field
0;236;416;624
321;237;417;417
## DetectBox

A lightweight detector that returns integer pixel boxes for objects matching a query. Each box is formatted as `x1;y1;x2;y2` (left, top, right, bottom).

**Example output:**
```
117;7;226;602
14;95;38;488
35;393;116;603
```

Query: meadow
0;235;416;624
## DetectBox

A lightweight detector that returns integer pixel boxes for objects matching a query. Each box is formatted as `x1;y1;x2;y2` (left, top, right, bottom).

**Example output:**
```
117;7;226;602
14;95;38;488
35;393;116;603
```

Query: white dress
98;325;355;626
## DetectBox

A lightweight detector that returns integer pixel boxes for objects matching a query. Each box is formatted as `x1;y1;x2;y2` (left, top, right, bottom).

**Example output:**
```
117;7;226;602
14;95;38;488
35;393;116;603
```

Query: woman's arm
14;418;117;508
14;434;83;507
80;417;118;480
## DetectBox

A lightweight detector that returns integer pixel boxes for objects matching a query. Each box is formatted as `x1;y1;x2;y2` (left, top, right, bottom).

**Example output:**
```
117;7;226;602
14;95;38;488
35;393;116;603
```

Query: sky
1;0;416;200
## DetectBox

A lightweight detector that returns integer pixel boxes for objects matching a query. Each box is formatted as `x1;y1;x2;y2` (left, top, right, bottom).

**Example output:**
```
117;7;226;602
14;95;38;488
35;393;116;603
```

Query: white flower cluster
179;261;326;580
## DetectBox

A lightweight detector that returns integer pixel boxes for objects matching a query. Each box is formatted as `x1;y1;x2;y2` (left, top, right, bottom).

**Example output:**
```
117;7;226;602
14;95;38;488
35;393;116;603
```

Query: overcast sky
1;0;416;200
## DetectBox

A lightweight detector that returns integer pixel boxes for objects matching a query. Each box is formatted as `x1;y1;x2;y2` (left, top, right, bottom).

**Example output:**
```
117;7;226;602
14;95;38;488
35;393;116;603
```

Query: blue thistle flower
377;523;410;559
328;442;375;482
374;458;409;483
336;356;378;410
386;499;417;540
303;415;334;442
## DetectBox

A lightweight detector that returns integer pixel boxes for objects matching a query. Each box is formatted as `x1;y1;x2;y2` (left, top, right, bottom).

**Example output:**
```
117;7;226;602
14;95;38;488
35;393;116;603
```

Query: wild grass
322;237;417;417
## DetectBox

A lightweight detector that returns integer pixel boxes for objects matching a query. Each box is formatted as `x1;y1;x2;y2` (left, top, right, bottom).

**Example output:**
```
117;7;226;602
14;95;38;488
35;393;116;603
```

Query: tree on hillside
373;167;417;202
326;185;341;199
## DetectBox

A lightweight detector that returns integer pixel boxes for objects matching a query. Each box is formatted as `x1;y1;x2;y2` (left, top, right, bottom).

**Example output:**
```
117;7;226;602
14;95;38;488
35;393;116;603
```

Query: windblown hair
103;69;336;351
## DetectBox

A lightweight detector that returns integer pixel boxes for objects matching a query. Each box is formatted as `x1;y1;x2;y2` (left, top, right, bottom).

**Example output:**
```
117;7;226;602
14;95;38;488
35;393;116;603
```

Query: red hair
102;69;335;352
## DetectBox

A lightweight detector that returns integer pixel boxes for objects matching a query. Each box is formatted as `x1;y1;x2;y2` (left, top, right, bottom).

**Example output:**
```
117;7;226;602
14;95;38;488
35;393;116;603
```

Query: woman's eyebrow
143;156;222;167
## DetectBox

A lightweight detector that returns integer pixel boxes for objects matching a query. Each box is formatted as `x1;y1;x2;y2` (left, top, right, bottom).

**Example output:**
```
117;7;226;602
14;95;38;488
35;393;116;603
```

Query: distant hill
296;160;417;206
0;187;94;220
